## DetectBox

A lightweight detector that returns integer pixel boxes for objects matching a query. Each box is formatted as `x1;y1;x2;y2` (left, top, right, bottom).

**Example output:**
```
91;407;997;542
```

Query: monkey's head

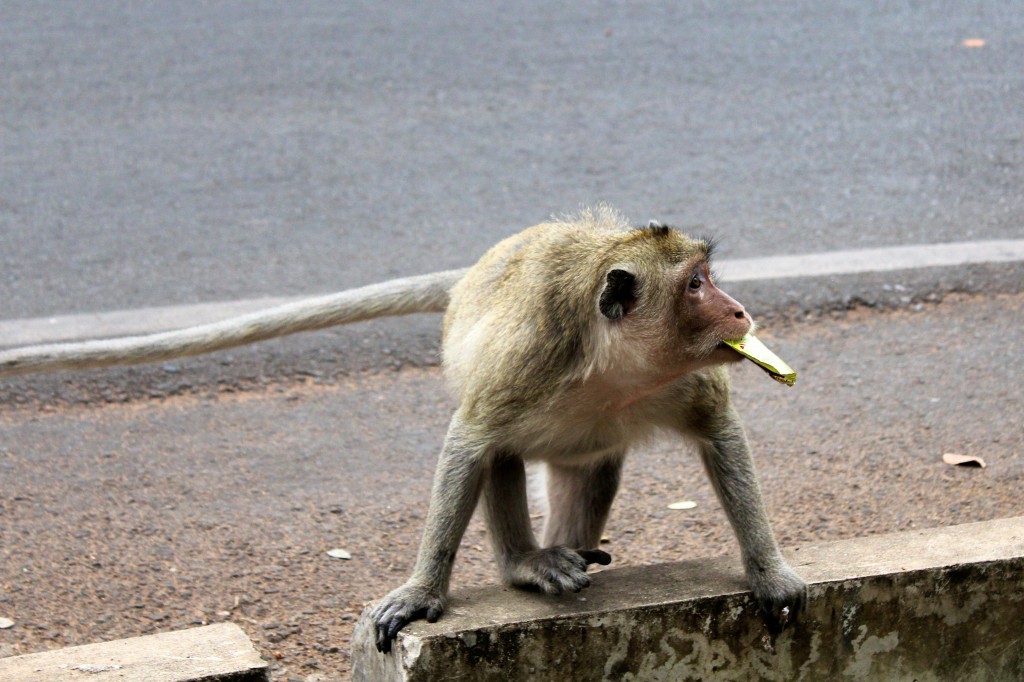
595;222;752;377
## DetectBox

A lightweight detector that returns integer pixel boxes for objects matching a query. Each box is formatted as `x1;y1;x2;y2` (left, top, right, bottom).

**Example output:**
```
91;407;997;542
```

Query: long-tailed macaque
0;207;807;654
368;208;805;651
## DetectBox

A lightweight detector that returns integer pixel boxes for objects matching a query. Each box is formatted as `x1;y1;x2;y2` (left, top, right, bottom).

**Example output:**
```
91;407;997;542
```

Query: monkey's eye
689;273;705;290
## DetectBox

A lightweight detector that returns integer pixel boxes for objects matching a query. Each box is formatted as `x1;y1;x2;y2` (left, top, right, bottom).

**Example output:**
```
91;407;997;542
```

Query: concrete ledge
0;623;269;681
723;259;1024;321
0;297;300;348
352;517;1024;681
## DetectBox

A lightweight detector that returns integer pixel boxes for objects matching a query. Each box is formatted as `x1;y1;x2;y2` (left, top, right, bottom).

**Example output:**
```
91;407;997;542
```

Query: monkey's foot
505;547;612;595
748;561;807;633
369;581;447;654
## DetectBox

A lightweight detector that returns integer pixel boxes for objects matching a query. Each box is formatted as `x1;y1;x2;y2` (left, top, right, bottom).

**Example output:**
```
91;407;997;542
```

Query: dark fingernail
580;549;612;565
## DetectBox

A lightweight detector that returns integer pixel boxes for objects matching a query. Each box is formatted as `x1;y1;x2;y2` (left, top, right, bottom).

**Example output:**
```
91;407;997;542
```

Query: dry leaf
942;453;986;468
667;501;697;510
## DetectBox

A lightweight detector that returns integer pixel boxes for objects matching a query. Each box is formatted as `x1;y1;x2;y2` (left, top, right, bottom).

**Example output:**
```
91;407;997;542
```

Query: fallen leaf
942;453;986;468
667;501;697;510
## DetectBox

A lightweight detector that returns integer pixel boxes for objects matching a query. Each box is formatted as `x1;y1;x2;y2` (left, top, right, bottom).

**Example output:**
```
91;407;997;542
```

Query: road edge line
3;239;1023;347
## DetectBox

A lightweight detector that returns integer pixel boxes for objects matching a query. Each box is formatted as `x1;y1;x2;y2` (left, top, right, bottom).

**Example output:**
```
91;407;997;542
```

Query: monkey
368;207;806;652
0;206;807;655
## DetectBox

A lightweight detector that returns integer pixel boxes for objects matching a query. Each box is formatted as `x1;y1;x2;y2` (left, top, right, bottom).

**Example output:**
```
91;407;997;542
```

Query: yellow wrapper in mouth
723;334;797;386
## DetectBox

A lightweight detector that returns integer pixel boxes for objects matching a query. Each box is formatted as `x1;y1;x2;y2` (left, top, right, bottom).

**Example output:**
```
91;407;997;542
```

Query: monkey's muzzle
721;335;797;386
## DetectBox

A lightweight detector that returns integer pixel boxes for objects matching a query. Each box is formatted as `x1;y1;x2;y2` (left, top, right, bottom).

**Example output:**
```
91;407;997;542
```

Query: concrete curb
0;297;302;349
352;517;1024;681
0;623;269;681
719;239;1024;321
3;240;1022;348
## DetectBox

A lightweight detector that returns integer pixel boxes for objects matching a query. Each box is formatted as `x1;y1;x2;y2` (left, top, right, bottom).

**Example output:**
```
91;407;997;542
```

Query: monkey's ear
599;269;637;320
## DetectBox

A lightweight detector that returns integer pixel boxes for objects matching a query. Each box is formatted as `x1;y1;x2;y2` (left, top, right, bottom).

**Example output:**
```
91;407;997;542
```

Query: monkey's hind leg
542;455;624;550
482;454;611;596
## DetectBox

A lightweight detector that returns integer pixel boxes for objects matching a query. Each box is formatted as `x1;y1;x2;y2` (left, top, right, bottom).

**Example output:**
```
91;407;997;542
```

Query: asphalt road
1;6;1022;678
1;293;1021;678
3;1;1022;322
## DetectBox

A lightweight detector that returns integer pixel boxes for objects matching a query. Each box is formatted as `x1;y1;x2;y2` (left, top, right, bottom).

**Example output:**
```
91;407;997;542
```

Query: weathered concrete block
352;517;1024;681
0;623;269;681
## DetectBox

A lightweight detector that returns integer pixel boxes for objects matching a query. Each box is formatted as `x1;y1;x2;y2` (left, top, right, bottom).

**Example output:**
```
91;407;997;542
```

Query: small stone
327;549;351;560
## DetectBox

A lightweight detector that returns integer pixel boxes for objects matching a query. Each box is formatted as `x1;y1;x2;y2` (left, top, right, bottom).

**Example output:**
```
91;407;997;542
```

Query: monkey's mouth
719;335;798;386
715;342;746;361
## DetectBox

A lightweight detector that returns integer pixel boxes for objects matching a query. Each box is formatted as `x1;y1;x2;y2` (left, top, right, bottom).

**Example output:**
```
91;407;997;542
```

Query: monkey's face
680;260;752;340
631;256;751;372
595;248;752;385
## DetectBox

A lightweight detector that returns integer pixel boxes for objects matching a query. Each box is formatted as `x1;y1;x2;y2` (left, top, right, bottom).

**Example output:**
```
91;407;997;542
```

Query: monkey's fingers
375;611;415;654
372;594;447;653
373;605;417;653
386;615;409;642
374;615;399;653
374;623;393;653
756;583;807;634
577;548;613;566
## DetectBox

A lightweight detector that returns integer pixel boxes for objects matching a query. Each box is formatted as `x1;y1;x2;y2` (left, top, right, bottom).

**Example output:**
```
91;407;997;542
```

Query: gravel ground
1;292;1022;679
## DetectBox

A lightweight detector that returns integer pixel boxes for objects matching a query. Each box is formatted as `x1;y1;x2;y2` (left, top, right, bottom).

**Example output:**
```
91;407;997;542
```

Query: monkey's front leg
698;408;807;632
481;454;611;595
370;415;484;653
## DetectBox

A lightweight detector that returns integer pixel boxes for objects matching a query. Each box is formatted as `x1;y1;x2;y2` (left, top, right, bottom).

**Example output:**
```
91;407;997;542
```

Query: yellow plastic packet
723;334;797;386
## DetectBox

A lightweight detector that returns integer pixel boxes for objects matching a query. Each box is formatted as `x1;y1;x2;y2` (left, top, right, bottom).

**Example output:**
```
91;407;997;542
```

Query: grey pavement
2;1;1022;323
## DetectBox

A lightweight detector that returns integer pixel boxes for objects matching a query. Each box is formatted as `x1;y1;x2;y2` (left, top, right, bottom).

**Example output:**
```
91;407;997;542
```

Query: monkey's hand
504;547;612;595
747;560;807;634
369;580;447;654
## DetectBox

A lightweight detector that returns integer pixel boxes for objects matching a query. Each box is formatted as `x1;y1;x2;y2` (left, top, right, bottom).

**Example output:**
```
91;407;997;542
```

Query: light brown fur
371;207;806;652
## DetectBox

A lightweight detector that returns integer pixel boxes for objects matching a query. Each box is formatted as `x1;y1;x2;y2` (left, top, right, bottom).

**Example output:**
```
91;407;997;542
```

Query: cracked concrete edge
351;516;1024;681
0;623;270;682
3;240;1023;348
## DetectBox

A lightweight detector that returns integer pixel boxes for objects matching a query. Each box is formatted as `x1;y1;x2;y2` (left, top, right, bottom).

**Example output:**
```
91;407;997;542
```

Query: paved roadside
3;239;1022;348
2;240;1022;411
1;291;1021;679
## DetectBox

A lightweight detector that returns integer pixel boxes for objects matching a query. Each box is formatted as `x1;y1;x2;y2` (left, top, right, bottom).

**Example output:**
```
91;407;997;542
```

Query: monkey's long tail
0;269;468;378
